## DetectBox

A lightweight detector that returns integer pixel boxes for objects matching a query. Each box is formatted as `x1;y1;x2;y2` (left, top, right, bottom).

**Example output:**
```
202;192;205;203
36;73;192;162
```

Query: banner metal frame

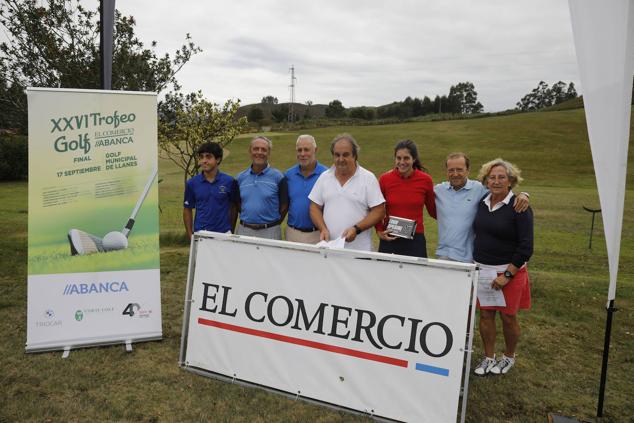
180;231;477;422
25;87;162;354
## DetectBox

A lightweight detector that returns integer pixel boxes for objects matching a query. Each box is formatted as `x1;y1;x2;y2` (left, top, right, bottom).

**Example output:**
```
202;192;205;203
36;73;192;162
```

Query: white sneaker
473;356;496;376
490;355;515;375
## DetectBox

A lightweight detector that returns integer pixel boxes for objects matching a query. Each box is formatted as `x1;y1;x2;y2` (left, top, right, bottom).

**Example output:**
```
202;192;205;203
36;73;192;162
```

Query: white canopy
569;0;634;303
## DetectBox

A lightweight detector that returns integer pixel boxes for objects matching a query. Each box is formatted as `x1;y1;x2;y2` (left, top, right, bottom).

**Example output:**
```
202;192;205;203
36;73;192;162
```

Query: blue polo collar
293;161;325;177
250;164;270;175
199;171;221;184
446;178;476;191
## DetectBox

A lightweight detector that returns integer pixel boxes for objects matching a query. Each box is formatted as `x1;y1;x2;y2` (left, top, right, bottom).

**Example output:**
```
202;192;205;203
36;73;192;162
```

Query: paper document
316;237;346;249
477;268;506;307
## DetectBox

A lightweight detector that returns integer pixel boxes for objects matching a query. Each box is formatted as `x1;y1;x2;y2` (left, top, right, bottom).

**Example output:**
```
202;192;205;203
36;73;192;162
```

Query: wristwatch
354;224;362;235
503;270;514;279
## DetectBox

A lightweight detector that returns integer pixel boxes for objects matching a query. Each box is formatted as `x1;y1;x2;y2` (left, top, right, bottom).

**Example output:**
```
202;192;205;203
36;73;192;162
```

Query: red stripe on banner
198;317;408;368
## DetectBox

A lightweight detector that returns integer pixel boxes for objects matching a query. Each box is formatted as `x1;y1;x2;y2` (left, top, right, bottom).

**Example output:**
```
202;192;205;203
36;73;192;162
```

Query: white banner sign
26;88;162;352
181;233;476;422
27;269;161;348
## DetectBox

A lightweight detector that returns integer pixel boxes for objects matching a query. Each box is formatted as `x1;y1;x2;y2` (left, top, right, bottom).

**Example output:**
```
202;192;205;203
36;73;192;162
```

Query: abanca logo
63;281;129;295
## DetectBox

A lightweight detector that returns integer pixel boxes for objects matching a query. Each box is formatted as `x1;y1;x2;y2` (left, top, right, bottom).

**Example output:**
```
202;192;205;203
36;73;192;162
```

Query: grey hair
251;135;272;150
478;158;524;189
296;134;316;148
330;133;360;159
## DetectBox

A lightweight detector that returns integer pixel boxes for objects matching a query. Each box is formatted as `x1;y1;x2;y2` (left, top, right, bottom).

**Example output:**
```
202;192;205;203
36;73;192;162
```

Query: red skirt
477;266;531;315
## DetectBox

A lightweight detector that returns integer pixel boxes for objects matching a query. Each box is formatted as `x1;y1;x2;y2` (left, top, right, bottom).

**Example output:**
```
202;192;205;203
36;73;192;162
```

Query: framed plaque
386;216;417;239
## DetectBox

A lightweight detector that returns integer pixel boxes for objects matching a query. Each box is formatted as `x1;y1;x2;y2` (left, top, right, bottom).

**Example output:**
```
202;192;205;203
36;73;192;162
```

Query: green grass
545;96;585;112
2;108;634;422
28;232;159;274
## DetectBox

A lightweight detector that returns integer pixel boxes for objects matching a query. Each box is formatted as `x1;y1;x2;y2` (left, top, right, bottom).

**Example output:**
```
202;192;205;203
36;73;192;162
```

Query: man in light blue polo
183;141;237;240
284;135;328;244
234;135;288;240
435;152;528;262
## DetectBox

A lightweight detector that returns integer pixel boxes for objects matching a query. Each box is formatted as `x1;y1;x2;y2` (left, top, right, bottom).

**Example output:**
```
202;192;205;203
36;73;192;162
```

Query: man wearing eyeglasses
434;152;529;262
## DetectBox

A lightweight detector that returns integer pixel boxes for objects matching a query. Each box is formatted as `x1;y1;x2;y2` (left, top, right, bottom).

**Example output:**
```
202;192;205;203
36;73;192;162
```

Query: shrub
0;135;28;180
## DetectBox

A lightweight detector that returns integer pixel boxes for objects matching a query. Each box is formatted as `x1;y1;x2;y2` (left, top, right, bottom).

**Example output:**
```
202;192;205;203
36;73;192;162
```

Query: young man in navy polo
183;142;237;240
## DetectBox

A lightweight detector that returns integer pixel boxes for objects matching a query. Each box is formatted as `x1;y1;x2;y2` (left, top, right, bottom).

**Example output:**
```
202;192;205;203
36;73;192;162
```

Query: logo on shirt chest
219;185;227;193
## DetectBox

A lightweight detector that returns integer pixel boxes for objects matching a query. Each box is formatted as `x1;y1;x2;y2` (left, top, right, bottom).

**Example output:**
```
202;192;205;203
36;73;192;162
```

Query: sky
116;0;579;112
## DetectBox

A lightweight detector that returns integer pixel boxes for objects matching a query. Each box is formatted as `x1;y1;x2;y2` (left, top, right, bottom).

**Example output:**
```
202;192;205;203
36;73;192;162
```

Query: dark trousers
378;232;427;258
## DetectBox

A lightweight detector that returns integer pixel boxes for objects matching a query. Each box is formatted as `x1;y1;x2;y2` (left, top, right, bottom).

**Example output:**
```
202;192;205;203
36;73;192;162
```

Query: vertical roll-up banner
26;88;162;352
181;233;477;422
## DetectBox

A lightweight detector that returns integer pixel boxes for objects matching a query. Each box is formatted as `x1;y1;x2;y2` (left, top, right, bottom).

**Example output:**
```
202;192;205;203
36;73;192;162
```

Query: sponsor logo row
35;303;153;329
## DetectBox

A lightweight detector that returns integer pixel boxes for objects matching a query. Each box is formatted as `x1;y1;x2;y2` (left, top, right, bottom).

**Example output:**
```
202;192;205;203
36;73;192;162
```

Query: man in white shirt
309;133;385;251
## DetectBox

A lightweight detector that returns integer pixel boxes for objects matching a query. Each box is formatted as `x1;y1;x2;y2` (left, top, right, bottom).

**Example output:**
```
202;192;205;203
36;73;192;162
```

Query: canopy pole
100;0;116;90
597;299;617;417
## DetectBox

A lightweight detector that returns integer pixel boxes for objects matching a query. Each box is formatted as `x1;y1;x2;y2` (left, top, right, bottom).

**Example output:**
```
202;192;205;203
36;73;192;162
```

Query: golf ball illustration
103;231;128;251
67;169;157;256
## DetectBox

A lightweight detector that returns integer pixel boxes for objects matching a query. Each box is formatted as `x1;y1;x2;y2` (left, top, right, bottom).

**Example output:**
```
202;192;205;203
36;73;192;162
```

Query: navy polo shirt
285;162;328;229
183;171;236;233
235;165;288;224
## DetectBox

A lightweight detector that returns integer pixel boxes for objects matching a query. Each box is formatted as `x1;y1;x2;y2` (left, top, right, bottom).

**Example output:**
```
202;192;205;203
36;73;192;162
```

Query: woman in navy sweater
472;158;533;376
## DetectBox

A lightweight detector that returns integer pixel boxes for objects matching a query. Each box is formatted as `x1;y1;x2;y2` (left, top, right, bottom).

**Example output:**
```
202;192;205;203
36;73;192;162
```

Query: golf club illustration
68;168;158;255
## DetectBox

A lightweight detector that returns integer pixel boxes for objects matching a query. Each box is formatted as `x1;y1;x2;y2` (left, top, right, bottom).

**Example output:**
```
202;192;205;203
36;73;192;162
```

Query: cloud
117;0;579;111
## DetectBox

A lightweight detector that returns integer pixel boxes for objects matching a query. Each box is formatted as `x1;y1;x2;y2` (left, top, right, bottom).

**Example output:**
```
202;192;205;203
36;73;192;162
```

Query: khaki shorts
285;226;320;244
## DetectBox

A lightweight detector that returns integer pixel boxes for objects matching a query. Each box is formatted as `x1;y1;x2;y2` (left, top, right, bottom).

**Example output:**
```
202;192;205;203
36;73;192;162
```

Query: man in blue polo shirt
435;152;529;262
235;136;288;240
183;141;237;240
284;134;328;244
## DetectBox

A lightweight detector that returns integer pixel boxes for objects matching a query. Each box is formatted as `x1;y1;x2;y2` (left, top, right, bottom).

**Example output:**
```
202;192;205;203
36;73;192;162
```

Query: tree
325;100;346;118
158;91;248;183
566;82;578;101
516;81;578;111
550;81;568;105
348;108;362;119
247;106;264;124
271;104;289;123
0;76;26;130
348;107;375;120
421;96;434;115
0;0;201;132
376;102;398;119
304;100;313;119
400;96;414;118
448;82;483;114
533;81;553;108
261;95;278;105
433;95;449;113
445;90;460;114
412;97;424;116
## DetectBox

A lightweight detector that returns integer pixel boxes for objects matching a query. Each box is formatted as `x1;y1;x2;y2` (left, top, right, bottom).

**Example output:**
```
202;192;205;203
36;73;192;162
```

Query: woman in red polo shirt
375;140;436;257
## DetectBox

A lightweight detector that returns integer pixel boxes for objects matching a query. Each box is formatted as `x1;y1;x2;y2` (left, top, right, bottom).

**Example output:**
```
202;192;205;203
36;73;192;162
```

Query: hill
544;96;585;111
2;108;633;422
237;102;328;121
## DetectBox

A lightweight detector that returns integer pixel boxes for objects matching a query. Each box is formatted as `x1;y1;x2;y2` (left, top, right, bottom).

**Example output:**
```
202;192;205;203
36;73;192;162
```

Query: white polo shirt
309;164;385;251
